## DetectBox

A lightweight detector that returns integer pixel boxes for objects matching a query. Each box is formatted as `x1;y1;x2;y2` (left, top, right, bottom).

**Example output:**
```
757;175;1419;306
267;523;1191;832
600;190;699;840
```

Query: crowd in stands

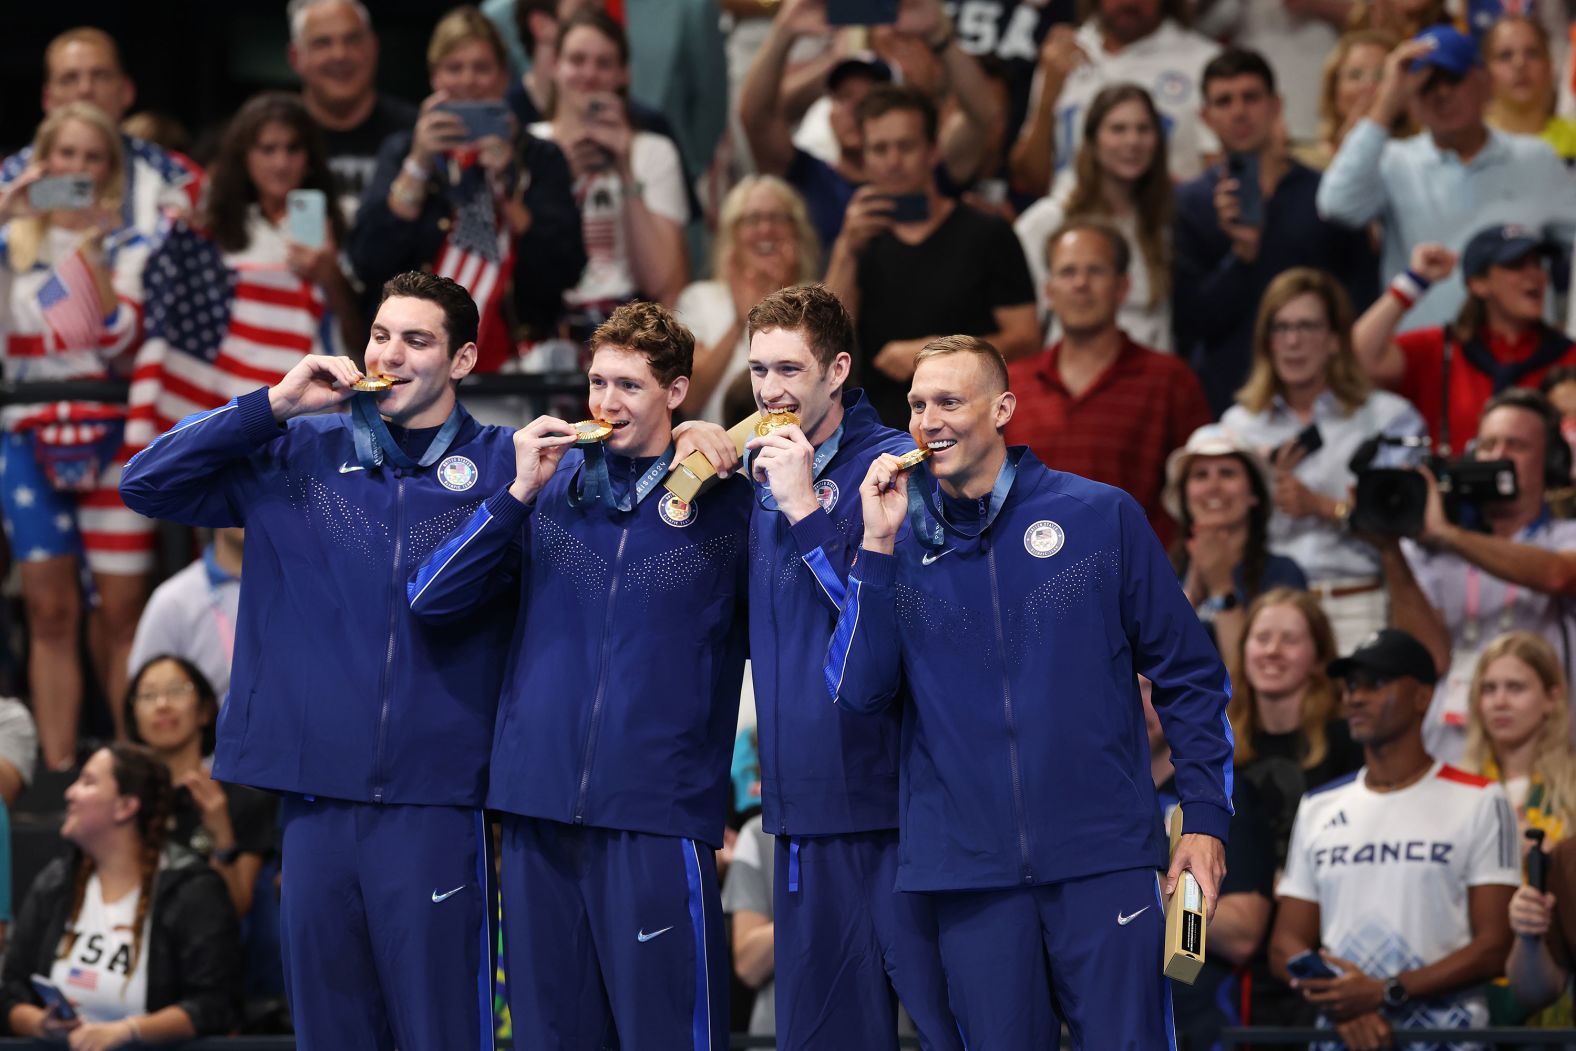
3;0;1576;1044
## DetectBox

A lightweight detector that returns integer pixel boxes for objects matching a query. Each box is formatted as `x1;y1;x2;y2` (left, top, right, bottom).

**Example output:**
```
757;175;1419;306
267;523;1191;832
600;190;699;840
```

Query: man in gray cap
1268;628;1517;1051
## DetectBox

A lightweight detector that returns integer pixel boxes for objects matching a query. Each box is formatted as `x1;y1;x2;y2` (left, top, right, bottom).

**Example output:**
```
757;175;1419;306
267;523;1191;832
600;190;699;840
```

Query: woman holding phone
1222;268;1425;651
350;5;585;367
0;102;154;770
0;743;239;1046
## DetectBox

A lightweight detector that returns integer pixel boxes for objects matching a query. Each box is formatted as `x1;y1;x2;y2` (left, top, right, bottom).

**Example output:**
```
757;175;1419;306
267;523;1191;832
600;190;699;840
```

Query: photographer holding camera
1378;388;1576;764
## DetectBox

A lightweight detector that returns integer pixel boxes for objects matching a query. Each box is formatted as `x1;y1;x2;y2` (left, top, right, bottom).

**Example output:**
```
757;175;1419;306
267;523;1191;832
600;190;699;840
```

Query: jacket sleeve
789;510;857;614
823;548;903;715
1314;118;1390;228
1116;493;1234;842
346;132;446;299
163;867;241;1035
119;387;284;528
0;860;64;1031
512;135;587;338
407;487;528;622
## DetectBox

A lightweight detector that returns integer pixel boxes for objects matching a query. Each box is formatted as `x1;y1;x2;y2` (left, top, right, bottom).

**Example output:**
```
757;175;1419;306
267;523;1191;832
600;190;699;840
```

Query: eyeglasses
133;681;197;705
1269;319;1330;339
737;210;792;228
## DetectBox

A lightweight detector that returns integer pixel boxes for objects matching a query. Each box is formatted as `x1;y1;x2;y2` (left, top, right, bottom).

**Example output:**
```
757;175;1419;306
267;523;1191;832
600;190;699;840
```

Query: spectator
0;28;203;233
286;0;417;218
674;175;818;422
0;103;155;768
124;657;276;919
730;724;762;818
1507;830;1576;1013
0;744;240;1044
1231;589;1364;870
1483;15;1576;162
1004;221;1208;546
0;699;38;810
1165;424;1310;660
1353;229;1576;455
824;84;1037;426
126;529;241;706
1222;269;1425;650
1381;389;1576;764
1014;84;1174;352
1270;628;1518;1050
720;812;775;1038
1302;29;1400;170
535;7;690;331
1317;26;1576;328
1007;0;1220;192
349;6;585;364
1543;364;1576;429
1174;48;1381;415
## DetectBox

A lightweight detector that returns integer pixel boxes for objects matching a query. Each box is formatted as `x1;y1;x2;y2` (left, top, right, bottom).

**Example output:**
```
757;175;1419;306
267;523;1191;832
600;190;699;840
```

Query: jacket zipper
768;517;786;835
987;537;1033;883
575;515;631;822
371;474;406;803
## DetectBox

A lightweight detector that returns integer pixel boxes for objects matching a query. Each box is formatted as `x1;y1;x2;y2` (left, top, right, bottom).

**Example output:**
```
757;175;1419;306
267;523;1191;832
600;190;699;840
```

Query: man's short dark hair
379;272;479;354
856;83;939;144
914;335;1009;397
591;301;695;387
1202;47;1278;98
1046;220;1131;277
746;285;855;372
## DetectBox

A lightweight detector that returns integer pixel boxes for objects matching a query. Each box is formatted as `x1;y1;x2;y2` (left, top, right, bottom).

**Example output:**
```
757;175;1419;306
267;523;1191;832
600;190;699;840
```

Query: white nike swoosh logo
1116;907;1149;926
921;549;952;565
637;926;674;943
339;462;366;474
431;885;466;903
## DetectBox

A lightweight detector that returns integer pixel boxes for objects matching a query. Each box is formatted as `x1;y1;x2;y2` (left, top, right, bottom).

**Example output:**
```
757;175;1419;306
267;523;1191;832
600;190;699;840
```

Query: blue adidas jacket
408;449;752;848
823;448;1234;892
750;390;914;837
119;388;518;806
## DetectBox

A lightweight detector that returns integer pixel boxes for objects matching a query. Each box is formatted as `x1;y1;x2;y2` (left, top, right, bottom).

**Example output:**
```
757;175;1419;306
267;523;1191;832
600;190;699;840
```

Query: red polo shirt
1394;325;1576;455
1005;337;1211;546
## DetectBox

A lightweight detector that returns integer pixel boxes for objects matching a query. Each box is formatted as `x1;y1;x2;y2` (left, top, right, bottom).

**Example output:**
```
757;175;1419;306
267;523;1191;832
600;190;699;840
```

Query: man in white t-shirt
1270;628;1517;1051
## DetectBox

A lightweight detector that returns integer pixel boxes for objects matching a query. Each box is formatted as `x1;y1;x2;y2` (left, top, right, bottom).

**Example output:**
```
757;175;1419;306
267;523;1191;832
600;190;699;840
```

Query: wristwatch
1199;592;1239;614
211;844;241;865
1382;976;1409;1010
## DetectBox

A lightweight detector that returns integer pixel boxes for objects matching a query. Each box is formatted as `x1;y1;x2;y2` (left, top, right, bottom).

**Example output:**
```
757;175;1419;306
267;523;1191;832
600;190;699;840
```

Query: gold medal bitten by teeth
350;373;409;392
753;409;801;437
574;419;615;444
895;447;933;471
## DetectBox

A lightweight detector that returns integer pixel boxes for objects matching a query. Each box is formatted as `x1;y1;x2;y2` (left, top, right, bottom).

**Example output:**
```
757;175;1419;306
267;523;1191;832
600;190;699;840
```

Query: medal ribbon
905;447;1022;552
570;441;674;511
350;394;464;470
749;423;845;512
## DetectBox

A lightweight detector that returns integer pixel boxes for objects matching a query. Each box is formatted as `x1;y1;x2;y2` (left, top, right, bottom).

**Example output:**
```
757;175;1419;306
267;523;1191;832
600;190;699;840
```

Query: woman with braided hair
0;744;239;1048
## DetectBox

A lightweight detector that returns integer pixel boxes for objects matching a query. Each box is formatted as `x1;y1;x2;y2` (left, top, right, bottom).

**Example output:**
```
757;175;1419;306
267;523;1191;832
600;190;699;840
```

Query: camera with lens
1348;435;1518;537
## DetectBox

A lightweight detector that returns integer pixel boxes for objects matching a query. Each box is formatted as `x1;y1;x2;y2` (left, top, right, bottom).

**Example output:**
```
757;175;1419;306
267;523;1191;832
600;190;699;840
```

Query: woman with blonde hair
1301;29;1400;168
1222;267;1426;651
1483;15;1576;162
0;101;152;769
674;174;819;422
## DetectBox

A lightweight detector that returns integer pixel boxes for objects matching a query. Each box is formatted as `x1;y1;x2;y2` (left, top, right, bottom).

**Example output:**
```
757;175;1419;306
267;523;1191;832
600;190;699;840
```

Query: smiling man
119;272;516;1051
408;301;751;1049
822;334;1233;1048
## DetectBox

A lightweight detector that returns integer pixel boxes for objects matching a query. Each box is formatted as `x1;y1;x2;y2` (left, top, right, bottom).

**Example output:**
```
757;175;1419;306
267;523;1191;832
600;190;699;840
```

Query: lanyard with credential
905;447;1020;552
350;393;464;470
570;442;674;511
749;423;844;512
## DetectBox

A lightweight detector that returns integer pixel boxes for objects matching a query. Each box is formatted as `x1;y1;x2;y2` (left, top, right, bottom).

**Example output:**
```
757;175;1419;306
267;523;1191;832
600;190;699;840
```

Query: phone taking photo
885;193;930;224
27;174;96;212
1226;152;1264;228
827;0;900;24
286;189;327;251
435;100;513;142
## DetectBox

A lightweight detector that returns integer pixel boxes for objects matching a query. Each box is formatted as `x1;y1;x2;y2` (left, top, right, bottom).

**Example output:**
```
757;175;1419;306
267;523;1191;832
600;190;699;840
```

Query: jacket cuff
486;486;533;527
1180;800;1231;844
853;548;897;588
788;506;839;555
237;387;285;445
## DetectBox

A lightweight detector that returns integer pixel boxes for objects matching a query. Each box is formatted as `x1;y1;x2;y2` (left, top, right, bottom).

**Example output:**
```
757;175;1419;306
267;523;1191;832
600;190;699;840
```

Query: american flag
66;966;98;992
125;219;333;453
36;244;106;353
433;168;511;354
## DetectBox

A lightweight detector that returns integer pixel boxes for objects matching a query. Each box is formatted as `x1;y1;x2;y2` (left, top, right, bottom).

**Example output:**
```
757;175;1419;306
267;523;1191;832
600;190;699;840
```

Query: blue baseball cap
1410;25;1481;77
828;52;894;91
1462;223;1549;277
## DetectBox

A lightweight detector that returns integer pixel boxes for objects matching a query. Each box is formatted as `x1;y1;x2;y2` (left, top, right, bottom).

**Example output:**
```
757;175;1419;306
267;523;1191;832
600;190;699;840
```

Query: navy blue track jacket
119;388;518;805
823;449;1234;892
408;449;752;848
750;390;914;836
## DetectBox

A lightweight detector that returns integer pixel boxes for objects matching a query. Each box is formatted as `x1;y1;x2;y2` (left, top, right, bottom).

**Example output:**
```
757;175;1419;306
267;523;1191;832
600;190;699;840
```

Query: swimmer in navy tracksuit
822;336;1235;1051
119;274;514;1051
719;287;961;1050
409;302;749;1050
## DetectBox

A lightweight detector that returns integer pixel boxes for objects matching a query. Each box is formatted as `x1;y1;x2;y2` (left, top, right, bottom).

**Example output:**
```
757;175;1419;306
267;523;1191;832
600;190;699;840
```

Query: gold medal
894;447;932;471
574;419;615;444
754;408;801;437
350;373;410;393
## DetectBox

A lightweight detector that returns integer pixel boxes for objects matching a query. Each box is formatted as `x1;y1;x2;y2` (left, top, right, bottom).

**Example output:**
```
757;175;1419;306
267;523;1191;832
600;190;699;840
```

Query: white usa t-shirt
1278;763;1519;1042
49;874;149;1023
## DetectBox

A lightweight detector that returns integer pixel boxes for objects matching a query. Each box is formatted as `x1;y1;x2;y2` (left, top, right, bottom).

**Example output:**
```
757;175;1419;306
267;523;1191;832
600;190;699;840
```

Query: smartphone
436;100;514;142
27;174;95;212
1226;152;1264;228
1281;422;1323;462
286;189;327;250
1285;950;1341;982
827;0;900;24
30;975;78;1021
886;193;930;224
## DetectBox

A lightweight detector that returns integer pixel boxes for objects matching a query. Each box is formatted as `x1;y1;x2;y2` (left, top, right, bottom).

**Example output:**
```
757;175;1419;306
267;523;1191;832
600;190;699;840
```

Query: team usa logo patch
814;478;839;512
658;493;698;528
1023;520;1065;558
436;456;478;492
